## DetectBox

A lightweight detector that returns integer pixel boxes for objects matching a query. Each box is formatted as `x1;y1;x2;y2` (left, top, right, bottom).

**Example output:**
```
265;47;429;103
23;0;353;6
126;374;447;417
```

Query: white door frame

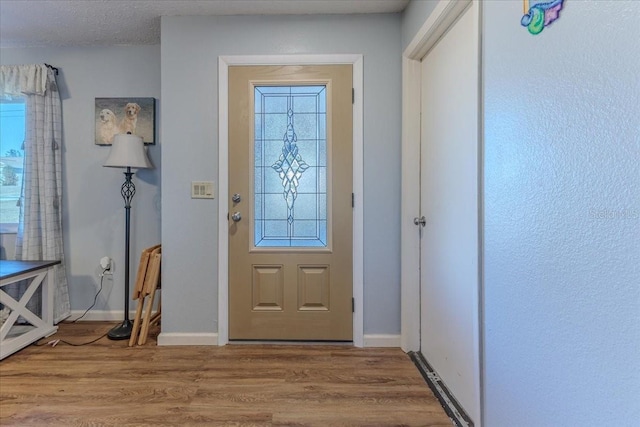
218;54;364;347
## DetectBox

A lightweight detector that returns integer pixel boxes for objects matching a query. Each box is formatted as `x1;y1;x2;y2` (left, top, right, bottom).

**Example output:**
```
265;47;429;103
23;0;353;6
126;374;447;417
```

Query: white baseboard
158;333;385;347
67;310;137;322
363;334;401;347
157;332;219;346
66;314;396;348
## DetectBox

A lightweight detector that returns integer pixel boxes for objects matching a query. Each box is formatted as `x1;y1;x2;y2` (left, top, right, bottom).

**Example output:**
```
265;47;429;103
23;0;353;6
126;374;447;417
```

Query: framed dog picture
95;97;156;145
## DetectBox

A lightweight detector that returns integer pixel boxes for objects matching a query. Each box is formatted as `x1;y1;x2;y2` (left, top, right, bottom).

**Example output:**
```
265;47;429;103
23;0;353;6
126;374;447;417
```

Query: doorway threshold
229;340;353;346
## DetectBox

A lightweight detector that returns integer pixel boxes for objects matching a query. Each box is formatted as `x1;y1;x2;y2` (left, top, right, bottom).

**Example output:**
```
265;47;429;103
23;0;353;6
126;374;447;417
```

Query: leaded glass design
254;85;327;247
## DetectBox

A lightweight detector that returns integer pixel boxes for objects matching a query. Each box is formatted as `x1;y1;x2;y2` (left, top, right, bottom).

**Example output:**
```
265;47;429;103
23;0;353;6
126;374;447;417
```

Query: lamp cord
69;268;108;322
34;268;111;347
51;333;109;347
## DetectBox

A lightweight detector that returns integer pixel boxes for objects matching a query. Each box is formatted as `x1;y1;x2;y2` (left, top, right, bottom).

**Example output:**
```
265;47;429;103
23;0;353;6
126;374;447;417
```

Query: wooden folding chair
129;245;161;346
137;249;161;345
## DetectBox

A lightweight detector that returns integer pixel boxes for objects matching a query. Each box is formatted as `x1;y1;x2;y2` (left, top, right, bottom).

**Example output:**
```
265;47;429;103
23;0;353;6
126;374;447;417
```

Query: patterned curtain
0;64;70;323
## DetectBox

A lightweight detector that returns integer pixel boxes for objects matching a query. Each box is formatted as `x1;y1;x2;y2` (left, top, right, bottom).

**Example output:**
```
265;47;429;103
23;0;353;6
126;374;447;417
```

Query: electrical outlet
100;256;111;270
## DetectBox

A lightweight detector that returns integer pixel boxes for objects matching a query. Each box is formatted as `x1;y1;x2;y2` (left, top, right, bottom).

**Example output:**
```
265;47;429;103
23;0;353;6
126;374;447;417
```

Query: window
0;98;25;233
253;85;327;248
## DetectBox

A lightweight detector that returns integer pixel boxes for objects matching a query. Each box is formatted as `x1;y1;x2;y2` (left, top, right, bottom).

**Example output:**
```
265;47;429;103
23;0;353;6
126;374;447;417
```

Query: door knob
232;193;242;203
231;212;242;222
413;216;426;227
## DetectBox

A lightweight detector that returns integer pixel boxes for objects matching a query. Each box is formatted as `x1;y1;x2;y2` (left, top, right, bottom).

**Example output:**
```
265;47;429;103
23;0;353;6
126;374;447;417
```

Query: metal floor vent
408;351;474;427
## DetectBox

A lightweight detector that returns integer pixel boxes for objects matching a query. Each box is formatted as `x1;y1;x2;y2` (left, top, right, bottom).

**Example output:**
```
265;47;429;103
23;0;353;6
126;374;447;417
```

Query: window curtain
0;64;70;323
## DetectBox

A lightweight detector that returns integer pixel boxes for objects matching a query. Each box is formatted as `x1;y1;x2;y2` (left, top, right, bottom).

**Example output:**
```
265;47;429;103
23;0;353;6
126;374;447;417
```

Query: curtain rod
44;63;58;75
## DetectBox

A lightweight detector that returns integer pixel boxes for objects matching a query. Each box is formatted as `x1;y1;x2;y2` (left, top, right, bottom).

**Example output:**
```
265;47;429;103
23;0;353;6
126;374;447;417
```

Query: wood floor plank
0;322;451;426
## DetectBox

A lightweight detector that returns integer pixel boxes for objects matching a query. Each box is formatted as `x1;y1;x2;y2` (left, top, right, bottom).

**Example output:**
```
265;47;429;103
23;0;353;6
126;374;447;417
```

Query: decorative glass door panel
253;85;327;248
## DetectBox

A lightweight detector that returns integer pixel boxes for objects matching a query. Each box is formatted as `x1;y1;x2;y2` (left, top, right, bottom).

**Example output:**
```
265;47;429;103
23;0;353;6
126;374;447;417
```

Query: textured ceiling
0;0;410;48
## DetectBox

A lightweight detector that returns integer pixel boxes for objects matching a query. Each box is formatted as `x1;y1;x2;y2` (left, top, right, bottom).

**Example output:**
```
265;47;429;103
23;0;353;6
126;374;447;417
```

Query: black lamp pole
107;166;136;340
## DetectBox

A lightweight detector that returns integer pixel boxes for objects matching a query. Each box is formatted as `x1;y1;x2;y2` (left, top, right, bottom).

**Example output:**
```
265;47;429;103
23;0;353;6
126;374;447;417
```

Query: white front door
419;1;481;423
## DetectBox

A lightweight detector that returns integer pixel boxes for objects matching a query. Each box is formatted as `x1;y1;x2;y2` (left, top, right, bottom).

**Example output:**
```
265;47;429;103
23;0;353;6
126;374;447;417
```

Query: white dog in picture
98;108;119;144
120;102;141;135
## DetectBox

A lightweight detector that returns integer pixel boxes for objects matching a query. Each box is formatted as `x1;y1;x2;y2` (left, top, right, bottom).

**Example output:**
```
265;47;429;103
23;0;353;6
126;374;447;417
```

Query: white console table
0;260;60;360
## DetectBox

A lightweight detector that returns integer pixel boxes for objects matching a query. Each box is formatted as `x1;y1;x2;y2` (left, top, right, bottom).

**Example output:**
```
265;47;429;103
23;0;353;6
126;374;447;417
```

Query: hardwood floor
0;322;452;426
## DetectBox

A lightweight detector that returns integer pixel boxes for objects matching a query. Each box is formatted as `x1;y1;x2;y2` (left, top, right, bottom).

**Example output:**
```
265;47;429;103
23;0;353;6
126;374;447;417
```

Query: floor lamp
103;133;153;340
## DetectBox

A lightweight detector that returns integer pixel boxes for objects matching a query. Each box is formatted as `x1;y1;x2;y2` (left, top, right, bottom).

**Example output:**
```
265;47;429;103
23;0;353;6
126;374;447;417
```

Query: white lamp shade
103;134;153;169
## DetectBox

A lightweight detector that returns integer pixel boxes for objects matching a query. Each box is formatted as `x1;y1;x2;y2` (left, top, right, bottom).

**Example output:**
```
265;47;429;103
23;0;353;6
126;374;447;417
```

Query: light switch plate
191;181;214;199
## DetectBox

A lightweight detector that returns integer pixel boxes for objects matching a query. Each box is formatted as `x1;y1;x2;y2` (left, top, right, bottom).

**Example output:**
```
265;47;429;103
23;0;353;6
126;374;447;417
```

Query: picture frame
95;97;156;145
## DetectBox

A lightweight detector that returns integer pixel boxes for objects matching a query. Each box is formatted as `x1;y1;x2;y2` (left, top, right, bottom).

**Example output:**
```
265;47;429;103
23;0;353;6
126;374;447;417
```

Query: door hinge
352;298;355;313
352;88;355;104
352;193;355;208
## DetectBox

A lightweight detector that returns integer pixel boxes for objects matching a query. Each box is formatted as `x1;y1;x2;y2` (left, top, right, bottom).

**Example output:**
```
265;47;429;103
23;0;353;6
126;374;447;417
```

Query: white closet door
419;1;481;423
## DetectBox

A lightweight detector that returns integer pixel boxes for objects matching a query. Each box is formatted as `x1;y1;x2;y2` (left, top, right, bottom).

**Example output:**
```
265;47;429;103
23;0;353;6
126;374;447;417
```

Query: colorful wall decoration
521;0;565;35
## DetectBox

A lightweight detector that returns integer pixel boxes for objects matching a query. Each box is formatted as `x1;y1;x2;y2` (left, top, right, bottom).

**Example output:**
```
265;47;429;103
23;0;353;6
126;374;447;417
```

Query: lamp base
107;319;133;340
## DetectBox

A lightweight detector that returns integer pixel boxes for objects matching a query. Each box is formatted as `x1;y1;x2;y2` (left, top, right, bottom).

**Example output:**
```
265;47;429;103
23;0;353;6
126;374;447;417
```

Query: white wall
0;46;161;316
483;1;639;425
161;14;402;335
